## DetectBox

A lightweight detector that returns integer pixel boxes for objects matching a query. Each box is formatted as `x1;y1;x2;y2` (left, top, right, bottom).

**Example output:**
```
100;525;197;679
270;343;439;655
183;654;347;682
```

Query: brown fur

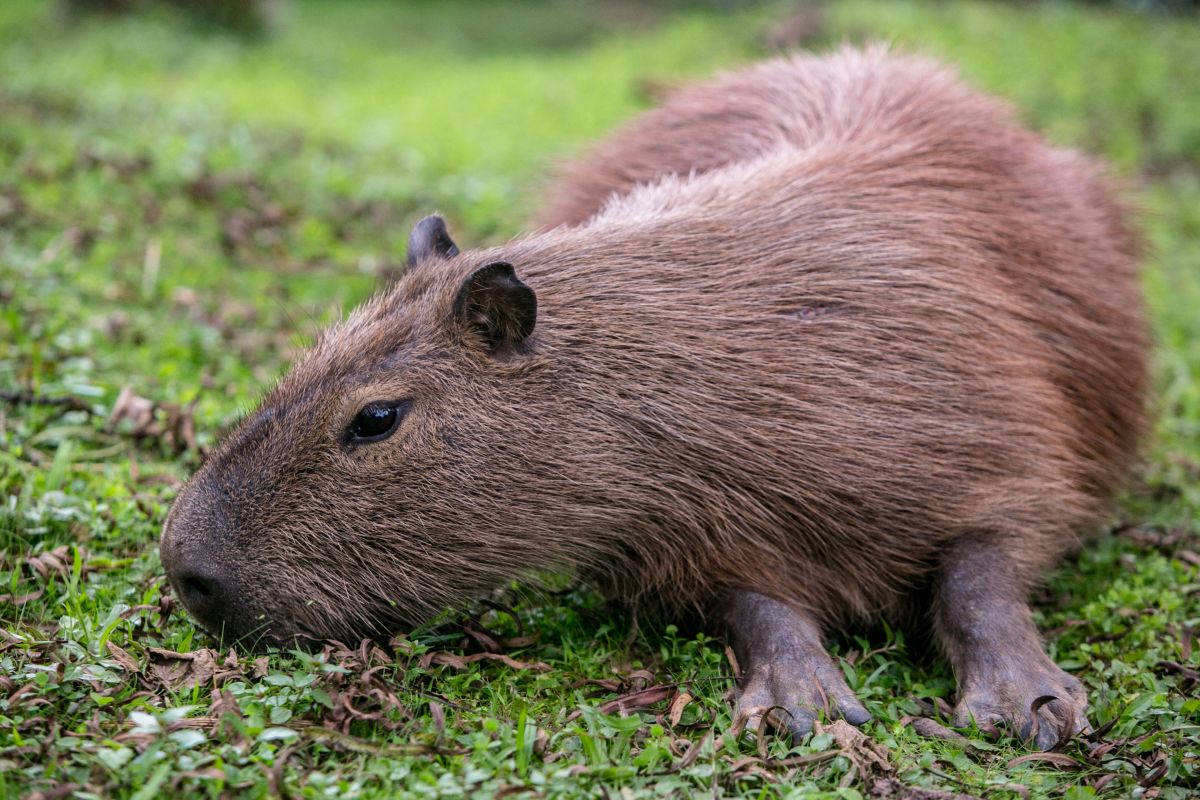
161;46;1148;649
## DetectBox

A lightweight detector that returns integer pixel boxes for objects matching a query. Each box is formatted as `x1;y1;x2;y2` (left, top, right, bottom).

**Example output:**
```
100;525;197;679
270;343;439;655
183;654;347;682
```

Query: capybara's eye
348;401;408;443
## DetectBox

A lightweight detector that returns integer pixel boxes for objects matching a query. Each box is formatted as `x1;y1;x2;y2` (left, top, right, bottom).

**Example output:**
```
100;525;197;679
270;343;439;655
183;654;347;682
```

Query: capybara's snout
160;478;277;649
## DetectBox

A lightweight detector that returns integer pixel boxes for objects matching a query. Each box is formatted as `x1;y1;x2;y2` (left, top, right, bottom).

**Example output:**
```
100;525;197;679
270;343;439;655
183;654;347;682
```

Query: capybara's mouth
180;605;335;654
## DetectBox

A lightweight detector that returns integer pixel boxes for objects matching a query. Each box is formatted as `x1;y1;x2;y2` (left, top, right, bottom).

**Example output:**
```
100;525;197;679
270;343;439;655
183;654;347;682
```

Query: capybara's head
161;216;555;648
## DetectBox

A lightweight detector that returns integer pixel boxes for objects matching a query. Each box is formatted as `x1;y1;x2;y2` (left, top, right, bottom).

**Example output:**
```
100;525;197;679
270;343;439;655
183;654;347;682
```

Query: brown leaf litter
816;719;895;789
108;385;199;457
146;647;242;692
417;650;551;673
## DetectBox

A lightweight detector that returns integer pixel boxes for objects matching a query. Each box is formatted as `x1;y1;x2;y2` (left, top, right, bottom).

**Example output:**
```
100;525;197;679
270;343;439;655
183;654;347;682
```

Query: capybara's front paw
737;651;872;738
724;591;872;738
953;655;1089;750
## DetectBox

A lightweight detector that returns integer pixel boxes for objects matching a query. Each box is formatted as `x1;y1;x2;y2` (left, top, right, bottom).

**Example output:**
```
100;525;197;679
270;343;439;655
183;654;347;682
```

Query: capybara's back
162;46;1149;750
542;46;1147;508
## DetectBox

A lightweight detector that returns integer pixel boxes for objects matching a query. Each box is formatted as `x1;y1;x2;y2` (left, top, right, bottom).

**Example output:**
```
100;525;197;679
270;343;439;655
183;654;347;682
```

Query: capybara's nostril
172;564;228;626
181;573;217;601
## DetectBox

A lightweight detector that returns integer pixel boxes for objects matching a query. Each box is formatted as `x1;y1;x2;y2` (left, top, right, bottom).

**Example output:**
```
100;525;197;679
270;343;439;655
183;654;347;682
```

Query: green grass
1;1;1199;797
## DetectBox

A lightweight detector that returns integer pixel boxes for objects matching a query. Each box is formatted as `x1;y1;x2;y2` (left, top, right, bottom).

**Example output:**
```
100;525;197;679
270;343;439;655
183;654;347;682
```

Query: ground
1;1;1200;798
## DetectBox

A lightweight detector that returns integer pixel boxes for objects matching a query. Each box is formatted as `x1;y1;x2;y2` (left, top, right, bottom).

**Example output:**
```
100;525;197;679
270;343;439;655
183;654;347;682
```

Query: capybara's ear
406;215;460;268
452;261;537;354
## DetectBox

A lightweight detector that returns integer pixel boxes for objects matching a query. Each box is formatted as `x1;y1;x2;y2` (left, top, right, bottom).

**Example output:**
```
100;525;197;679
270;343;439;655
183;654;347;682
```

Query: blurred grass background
1;1;1199;798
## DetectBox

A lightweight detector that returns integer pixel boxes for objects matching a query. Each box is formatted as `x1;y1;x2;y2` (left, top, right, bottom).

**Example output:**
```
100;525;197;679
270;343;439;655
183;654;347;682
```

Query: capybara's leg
935;535;1089;750
722;590;871;737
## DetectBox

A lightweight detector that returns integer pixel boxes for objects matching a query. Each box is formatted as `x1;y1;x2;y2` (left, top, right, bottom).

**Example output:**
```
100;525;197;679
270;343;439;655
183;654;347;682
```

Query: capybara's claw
737;653;871;738
952;659;1089;750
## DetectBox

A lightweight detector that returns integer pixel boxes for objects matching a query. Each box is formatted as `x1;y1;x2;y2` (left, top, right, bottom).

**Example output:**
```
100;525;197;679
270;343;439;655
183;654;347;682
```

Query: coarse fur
161;45;1148;657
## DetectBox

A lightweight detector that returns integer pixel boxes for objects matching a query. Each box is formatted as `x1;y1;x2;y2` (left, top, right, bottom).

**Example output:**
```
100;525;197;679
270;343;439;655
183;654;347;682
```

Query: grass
1;0;1199;797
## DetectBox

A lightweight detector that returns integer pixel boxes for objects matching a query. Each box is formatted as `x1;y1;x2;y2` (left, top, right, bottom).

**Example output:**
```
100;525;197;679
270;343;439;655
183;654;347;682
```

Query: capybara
161;45;1148;749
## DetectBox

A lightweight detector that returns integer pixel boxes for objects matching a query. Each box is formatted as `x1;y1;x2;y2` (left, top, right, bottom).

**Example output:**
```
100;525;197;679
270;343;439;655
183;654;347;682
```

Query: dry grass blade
565;676;734;722
430;701;446;745
871;776;985;800
269;743;297;800
908;694;953;719
767;749;840;769
674;730;711;771
6;684;38;706
1084;716;1120;743
0;389;90;412
625;669;654;690
463;621;501;653
24;781;82;800
597;683;673;717
495;633;541;649
1177;551;1200;568
899;715;967;743
1155;660;1200;692
418;651;551;672
301;726;468;756
1141;761;1169;787
1040;619;1089;640
0;587;45;605
724;646;741;679
567;678;623;693
117;604;159;619
1007;752;1083;770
